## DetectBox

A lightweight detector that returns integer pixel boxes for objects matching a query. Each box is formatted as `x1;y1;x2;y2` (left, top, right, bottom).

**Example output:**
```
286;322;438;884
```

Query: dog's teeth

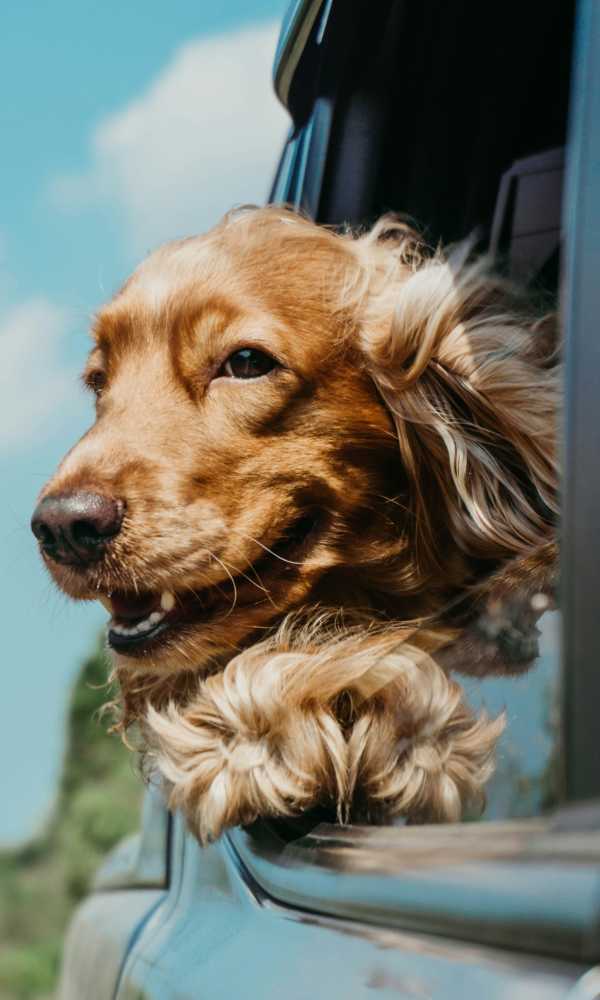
160;591;176;612
110;608;167;639
98;595;113;613
111;624;131;636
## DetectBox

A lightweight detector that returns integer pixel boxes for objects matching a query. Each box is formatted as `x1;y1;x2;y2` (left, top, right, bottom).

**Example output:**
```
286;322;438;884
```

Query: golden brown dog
32;207;558;841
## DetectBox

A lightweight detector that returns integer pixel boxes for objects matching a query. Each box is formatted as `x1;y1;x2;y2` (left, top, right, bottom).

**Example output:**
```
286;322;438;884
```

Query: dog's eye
85;369;107;396
221;348;278;379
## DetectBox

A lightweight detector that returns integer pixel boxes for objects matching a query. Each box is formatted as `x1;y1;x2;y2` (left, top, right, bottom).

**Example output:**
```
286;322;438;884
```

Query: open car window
268;0;578;827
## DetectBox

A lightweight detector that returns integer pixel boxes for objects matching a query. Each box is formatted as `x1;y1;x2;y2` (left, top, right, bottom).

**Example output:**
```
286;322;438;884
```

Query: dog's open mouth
101;584;248;653
99;512;319;655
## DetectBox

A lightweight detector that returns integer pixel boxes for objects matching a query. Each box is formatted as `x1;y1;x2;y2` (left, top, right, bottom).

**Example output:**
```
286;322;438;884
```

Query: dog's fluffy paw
144;629;504;842
347;653;505;823
144;650;349;844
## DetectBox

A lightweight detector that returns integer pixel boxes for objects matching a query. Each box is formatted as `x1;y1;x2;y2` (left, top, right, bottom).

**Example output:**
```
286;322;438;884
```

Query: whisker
241;561;280;610
379;493;409;512
207;553;238;617
171;640;193;662
219;555;276;605
223;561;267;593
229;527;305;566
188;579;229;604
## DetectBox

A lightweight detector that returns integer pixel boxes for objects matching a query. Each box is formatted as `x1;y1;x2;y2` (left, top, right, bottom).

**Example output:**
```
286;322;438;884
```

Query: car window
271;0;573;826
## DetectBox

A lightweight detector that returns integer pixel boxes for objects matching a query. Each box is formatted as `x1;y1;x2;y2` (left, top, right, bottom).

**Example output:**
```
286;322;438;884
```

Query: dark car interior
280;0;573;296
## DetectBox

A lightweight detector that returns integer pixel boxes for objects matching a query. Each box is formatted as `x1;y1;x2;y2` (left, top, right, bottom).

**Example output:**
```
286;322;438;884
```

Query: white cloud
0;298;79;452
51;21;290;255
3;24;288;452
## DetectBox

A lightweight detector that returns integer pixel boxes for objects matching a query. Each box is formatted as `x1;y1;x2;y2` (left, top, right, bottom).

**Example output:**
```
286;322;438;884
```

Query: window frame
560;0;600;805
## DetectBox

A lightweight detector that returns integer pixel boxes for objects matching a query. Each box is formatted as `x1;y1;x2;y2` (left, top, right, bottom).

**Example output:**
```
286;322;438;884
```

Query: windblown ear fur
144;618;504;844
354;220;559;592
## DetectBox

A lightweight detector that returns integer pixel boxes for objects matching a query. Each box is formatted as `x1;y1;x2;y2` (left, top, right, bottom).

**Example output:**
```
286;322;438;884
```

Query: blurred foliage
0;638;143;1000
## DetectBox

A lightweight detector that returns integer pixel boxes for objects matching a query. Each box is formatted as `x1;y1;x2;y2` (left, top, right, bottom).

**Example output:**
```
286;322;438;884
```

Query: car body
58;2;600;997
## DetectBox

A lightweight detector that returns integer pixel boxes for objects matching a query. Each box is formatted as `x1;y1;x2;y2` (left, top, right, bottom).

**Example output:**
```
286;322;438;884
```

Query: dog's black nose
31;491;124;565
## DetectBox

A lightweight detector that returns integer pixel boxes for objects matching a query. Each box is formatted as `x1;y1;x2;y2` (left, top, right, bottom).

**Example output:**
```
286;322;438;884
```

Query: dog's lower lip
108;619;170;652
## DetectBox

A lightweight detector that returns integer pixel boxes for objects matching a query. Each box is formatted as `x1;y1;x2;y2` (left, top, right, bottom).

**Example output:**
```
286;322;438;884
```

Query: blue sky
1;0;288;845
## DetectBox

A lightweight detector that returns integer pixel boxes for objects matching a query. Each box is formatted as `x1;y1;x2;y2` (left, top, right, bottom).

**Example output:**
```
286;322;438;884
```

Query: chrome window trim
226;809;600;963
272;0;326;110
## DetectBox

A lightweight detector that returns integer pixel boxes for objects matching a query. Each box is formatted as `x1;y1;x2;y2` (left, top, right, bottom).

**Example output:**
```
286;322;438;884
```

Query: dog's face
33;208;557;682
32;214;400;674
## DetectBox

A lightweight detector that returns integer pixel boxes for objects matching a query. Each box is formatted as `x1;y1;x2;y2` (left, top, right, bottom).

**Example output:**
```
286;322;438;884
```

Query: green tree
0;638;142;1000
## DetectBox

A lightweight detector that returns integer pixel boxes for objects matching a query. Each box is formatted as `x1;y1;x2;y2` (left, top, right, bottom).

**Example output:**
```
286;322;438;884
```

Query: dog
32;207;558;842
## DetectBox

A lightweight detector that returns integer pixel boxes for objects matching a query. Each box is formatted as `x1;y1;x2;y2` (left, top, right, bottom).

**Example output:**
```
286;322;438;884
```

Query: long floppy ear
355;221;559;595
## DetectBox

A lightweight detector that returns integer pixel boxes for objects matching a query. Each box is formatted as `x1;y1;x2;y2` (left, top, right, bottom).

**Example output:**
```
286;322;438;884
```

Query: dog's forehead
127;235;230;309
92;236;234;341
94;226;350;362
122;216;353;315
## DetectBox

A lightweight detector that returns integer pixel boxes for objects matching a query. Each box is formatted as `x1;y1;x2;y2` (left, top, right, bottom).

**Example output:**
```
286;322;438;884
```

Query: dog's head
32;207;558;679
